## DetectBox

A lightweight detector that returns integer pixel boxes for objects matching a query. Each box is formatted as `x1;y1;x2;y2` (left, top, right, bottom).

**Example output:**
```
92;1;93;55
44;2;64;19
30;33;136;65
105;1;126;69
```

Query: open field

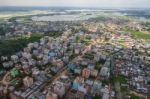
124;30;150;40
130;31;150;39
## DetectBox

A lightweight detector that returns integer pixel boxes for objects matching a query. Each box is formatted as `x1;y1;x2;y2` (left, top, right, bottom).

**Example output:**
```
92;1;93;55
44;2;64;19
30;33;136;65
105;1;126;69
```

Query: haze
0;0;150;8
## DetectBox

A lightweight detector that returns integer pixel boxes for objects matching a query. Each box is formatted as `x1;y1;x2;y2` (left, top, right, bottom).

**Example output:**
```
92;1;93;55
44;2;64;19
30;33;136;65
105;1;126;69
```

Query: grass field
125;30;150;40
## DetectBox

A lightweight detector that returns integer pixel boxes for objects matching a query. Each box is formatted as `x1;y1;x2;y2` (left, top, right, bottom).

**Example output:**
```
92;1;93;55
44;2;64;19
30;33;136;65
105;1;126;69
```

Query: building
100;67;109;77
0;86;4;97
11;55;19;63
82;68;91;78
52;81;65;98
9;92;21;99
23;76;33;87
66;89;85;99
90;69;98;77
68;63;76;71
46;91;58;99
74;68;81;75
91;80;102;95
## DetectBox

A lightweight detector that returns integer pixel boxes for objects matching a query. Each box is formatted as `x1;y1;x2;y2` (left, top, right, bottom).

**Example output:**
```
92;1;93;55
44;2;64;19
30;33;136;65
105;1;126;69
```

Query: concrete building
82;68;91;78
23;76;33;87
46;91;58;99
66;89;85;99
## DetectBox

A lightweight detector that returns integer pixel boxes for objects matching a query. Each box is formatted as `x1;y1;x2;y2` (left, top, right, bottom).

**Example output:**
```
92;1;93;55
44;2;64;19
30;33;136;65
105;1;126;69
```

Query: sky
0;0;150;8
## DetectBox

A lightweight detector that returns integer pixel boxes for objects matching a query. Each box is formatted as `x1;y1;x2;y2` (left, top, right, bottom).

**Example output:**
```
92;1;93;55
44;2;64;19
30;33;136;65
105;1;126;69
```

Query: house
68;63;76;71
33;50;39;56
94;54;100;61
22;52;32;59
81;60;88;66
74;68;81;75
3;61;13;68
48;51;56;57
88;64;95;70
82;68;91;78
11;55;19;63
28;59;36;66
86;79;94;86
91;80;102;94
90;69;98;77
22;65;31;74
101;86;109;99
27;43;34;49
51;67;59;74
72;77;84;90
72;81;80;90
36;71;48;82
32;67;40;77
33;42;39;48
100;67;109;77
62;56;69;63
74;47;80;54
1;56;8;61
78;85;87;94
52;81;66;98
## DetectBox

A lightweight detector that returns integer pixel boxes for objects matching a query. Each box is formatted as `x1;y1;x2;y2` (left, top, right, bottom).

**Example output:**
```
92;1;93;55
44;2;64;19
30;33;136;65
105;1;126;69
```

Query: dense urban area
0;7;150;99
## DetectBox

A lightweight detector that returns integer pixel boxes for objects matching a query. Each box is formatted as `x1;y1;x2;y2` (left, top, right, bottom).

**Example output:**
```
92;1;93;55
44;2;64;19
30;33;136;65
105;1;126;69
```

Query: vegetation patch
128;94;141;99
114;75;127;84
69;54;79;60
0;32;62;56
124;29;150;40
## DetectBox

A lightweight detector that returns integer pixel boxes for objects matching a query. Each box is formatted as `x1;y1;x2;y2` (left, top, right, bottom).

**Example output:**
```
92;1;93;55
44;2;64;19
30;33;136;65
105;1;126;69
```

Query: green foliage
95;62;102;70
82;35;92;45
129;94;141;99
0;32;62;56
83;53;94;60
130;31;150;40
80;64;87;68
8;15;32;22
45;32;62;38
114;75;127;84
0;24;14;35
124;29;150;40
0;33;42;56
76;35;80;42
93;93;102;99
13;79;23;90
69;54;79;60
85;35;92;40
11;68;19;78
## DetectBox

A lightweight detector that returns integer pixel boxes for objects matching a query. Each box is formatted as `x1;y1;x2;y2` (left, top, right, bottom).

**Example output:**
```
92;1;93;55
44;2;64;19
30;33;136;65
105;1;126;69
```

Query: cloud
0;0;149;8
